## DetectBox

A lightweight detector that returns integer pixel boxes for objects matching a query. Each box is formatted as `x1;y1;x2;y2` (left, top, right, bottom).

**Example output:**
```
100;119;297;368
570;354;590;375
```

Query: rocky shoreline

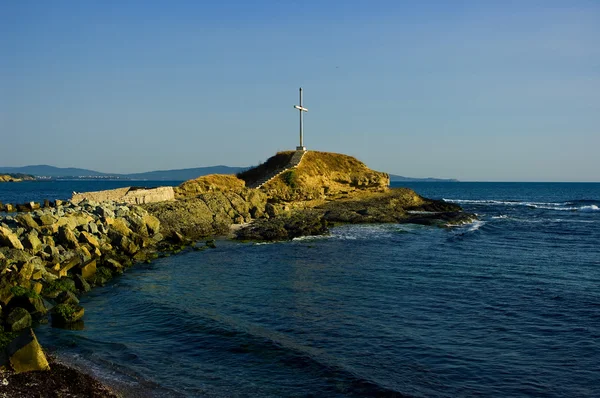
0;353;118;397
0;174;36;183
0;151;476;396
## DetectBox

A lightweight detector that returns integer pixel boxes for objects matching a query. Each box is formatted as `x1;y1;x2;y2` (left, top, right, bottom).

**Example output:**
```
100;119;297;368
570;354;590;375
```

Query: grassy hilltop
238;150;389;203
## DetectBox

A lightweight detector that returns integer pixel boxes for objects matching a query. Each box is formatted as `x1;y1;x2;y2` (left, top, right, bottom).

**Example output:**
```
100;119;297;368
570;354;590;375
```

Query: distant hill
389;174;458;182
0;165;456;182
0;164;247;180
124;166;246;180
0;165;109;177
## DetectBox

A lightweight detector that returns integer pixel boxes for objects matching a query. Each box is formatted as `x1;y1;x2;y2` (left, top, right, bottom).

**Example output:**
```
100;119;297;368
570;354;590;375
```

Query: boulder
56;291;79;305
6;328;50;373
43;243;59;258
79;259;97;280
0;279;16;306
115;206;130;217
125;214;148;236
15;214;39;230
94;205;115;219
9;295;48;316
143;214;160;235
23;230;42;253
52;303;84;325
31;282;43;295
109;230;139;255
110;218;132;237
78;245;92;263
0;226;24;250
79;231;100;249
105;258;123;272
38;213;57;226
18;260;34;281
56;213;94;230
57;225;79;249
74;274;91;293
2;248;33;263
6;307;32;332
42;235;55;246
50;255;82;278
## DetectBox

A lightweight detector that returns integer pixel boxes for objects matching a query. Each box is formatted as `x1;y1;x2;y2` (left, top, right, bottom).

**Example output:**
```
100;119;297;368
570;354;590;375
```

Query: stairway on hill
248;150;306;189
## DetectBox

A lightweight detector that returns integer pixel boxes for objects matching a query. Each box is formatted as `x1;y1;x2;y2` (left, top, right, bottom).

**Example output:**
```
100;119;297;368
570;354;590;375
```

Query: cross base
296;146;307;151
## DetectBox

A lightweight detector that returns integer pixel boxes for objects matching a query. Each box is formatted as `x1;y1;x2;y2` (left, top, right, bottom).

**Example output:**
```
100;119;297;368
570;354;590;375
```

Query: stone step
248;150;307;189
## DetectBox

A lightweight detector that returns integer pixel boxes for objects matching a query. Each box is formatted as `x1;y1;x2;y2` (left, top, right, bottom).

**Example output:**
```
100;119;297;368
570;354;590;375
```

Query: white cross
293;87;308;150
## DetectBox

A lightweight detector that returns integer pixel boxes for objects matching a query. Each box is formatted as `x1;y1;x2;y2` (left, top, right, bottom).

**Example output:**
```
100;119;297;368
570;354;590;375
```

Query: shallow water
21;182;600;396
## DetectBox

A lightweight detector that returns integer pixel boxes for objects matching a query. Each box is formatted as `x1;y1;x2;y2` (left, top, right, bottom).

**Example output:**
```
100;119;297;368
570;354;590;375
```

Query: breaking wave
444;199;598;212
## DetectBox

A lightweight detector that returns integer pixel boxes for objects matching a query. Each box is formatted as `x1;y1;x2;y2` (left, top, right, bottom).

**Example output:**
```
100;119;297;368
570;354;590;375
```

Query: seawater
5;182;600;397
0;180;182;205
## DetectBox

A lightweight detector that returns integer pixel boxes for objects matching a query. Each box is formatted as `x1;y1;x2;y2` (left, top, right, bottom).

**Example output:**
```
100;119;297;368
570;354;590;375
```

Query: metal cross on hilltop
293;87;308;151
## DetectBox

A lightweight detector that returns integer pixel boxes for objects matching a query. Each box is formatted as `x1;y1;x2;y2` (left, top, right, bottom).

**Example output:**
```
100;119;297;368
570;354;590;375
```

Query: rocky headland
0;150;474;394
0;174;35;183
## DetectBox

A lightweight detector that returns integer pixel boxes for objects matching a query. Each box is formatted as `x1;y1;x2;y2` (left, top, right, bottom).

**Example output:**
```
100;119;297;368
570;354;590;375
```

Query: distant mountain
0;164;247;180
0;165;110;177
389;174;458;182
0;165;455;182
123;166;246;180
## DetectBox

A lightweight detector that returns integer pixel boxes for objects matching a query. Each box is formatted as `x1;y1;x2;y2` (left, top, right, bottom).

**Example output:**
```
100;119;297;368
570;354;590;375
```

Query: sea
2;181;600;397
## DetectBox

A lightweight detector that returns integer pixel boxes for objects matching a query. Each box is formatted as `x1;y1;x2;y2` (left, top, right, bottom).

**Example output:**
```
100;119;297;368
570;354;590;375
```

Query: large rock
50;255;82;278
56;213;94;230
56;291;79;305
15;214;39;230
57;225;79;249
2;248;33;263
23;230;42;253
52;303;84;325
0;226;24;250
38;213;58;226
7;307;32;332
93;205;115;219
79;231;100;249
109;218;132;237
118;235;139;255
125;214;148;236
6;328;50;373
142;214;160;235
79;259;97;280
18;260;34;281
74;274;91;292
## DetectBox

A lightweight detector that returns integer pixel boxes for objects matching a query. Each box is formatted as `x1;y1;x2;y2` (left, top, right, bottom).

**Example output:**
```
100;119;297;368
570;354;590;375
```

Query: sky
1;1;598;181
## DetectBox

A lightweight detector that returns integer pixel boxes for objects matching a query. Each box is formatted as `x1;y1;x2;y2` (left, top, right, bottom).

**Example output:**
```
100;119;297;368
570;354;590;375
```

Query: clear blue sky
1;1;598;181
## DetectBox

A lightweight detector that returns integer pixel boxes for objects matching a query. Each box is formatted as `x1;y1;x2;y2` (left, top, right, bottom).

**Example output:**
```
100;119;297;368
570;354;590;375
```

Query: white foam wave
527;204;578;211
491;215;508;219
444;198;565;206
580;205;599;212
467;220;485;232
444;199;598;212
291;234;330;242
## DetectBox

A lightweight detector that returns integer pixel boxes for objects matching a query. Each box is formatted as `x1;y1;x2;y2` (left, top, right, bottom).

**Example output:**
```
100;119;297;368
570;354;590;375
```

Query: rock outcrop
146;174;267;240
0;174;35;183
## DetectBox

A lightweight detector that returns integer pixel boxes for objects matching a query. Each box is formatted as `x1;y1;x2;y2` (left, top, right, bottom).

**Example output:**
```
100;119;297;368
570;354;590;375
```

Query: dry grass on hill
175;174;246;198
262;151;390;202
